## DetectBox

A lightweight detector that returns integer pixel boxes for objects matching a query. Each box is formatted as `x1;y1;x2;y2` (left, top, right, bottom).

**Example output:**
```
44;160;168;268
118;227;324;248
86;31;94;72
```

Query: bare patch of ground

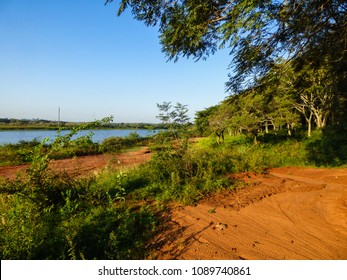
0;146;151;180
151;167;347;260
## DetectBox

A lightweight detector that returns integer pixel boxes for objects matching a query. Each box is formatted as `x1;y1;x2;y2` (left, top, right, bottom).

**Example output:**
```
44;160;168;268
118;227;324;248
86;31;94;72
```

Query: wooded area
107;0;346;142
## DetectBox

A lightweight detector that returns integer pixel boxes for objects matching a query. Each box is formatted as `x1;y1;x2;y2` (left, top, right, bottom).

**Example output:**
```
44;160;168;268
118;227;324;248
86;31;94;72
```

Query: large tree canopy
106;0;346;92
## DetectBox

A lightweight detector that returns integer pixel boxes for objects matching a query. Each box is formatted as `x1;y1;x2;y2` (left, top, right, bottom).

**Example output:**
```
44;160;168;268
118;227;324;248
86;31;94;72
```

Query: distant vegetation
0;118;168;130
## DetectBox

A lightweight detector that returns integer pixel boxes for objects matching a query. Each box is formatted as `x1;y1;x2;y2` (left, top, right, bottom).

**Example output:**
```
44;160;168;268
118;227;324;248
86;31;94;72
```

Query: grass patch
0;167;157;260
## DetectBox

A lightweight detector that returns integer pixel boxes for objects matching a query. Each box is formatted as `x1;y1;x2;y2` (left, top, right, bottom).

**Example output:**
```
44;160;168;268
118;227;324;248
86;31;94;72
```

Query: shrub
0;139;42;166
127;142;235;204
99;133;147;153
305;126;347;166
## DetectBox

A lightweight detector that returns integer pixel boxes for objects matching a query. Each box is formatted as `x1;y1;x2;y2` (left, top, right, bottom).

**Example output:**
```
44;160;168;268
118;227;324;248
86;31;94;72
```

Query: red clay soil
1;152;346;260
0;146;152;180
151;167;347;260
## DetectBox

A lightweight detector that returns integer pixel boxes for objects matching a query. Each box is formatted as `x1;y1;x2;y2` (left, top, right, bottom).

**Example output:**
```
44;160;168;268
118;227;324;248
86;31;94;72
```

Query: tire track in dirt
151;167;347;260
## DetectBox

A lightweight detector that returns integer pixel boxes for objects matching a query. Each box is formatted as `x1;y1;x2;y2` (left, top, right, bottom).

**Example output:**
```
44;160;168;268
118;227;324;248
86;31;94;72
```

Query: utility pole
58;107;60;128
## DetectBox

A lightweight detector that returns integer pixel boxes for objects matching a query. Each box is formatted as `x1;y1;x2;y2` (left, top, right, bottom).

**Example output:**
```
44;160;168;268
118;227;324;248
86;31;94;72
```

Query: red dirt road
152;167;347;260
0;146;152;180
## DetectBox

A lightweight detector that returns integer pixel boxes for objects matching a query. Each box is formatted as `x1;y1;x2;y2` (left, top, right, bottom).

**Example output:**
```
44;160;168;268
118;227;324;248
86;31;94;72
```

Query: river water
0;129;157;145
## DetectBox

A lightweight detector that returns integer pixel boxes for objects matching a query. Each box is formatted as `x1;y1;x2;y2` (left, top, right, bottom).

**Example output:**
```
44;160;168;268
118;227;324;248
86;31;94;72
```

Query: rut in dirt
151;167;347;260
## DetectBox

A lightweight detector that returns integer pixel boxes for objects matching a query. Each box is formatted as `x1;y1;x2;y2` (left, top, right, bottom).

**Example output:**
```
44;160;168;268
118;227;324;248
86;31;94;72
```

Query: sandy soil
151;166;347;260
1;151;346;260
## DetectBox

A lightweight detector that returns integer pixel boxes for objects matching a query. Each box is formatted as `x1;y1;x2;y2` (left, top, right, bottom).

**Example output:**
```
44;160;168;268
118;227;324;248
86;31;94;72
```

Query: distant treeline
0;118;167;130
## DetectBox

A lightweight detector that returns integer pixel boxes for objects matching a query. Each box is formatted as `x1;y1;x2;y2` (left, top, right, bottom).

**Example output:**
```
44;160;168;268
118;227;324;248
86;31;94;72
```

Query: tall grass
0;191;157;259
196;134;309;172
122;141;235;205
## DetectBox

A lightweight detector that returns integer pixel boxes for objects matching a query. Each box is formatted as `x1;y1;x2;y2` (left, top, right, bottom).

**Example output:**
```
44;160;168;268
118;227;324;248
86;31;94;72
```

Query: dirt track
1;152;346;260
0;146;152;180
152;167;347;260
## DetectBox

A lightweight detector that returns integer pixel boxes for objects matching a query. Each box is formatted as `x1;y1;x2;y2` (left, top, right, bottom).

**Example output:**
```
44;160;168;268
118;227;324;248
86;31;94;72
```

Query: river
0;129;157;145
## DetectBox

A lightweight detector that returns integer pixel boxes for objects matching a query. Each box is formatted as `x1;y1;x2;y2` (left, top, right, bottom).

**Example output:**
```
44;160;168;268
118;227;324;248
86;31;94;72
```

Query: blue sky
0;0;232;123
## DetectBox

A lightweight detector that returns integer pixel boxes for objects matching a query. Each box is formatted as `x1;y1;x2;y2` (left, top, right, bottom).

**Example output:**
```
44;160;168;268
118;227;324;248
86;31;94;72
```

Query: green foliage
0;139;42;166
156;101;191;139
0;118;154;166
195;105;219;136
197;134;308;172
109;0;346;93
126;127;346;206
0;119;157;260
196;58;344;144
128;142;234;204
197;134;253;149
99;132;146;153
305;125;347;166
123;131;321;207
0;182;157;260
0;138;99;166
50;136;99;159
110;0;346;142
65;205;156;260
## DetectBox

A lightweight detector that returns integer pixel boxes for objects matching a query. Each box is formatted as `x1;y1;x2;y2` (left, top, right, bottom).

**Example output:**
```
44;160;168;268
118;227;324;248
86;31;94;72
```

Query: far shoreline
0;126;157;131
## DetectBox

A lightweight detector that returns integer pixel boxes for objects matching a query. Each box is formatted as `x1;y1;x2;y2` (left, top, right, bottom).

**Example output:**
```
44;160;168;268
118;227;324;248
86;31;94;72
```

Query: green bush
99;133;146;153
99;137;124;153
127;142;235;204
197;134;308;172
0;139;42;166
0;189;156;259
71;205;156;260
50;136;99;159
305;126;347;166
0;166;157;259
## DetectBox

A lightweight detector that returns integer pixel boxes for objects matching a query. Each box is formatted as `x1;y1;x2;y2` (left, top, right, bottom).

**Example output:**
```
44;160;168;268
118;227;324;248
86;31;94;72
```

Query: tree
194;105;219;136
249;65;300;135
208;103;231;144
173;102;190;127
296;66;336;128
156;101;175;126
267;93;299;136
106;0;346;92
273;61;339;137
156;101;190;138
227;92;265;143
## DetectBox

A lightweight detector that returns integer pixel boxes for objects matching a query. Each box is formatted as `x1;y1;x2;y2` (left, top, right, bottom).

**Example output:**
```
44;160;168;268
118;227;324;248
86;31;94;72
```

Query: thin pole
58;107;60;128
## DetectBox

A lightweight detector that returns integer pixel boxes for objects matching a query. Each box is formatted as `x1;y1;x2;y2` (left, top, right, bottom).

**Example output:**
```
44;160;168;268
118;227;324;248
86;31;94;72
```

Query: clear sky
0;0;232;123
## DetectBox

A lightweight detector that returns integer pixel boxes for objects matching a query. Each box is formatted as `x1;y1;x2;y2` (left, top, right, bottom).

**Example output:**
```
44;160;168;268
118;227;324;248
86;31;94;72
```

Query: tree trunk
314;111;324;129
216;130;225;145
287;123;292;136
307;118;312;137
